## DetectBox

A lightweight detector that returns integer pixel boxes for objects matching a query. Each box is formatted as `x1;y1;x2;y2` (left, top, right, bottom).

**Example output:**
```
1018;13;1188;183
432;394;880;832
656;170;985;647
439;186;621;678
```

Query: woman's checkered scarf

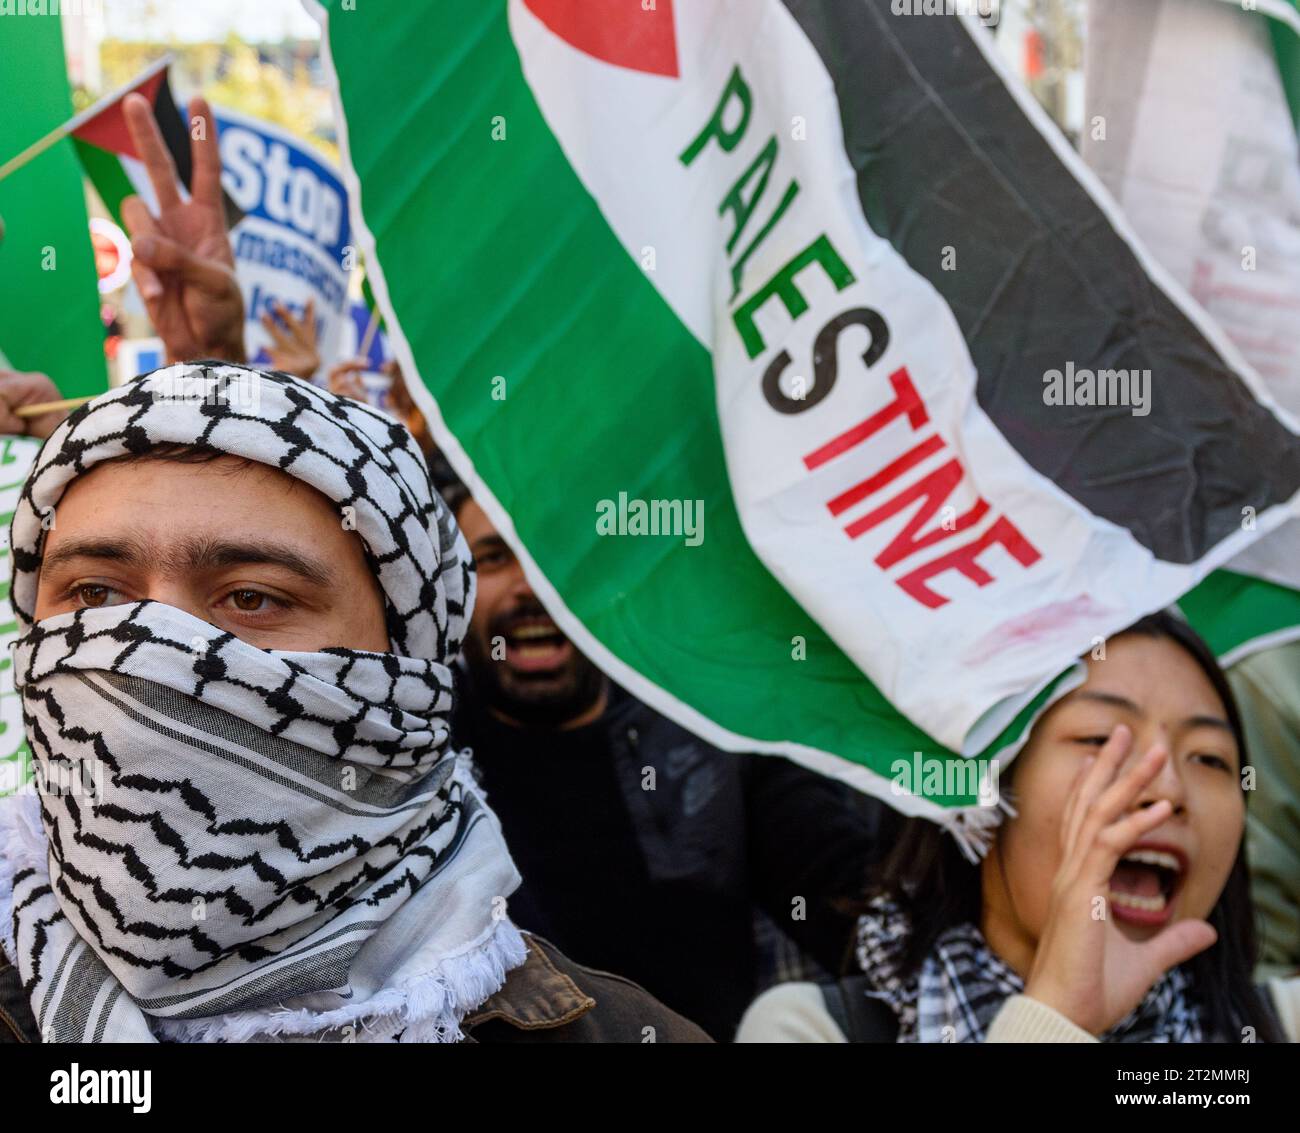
0;362;525;1043
854;896;1210;1043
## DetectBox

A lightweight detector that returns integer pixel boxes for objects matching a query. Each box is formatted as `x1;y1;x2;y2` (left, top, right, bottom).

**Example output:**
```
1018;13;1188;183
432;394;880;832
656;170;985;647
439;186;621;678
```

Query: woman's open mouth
1107;843;1187;927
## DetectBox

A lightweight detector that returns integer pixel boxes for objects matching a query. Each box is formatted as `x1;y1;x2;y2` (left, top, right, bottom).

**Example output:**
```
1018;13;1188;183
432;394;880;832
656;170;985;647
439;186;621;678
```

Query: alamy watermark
891;751;1001;807
152;371;262;413
1042;362;1151;418
890;0;1000;26
49;1064;150;1113
21;757;107;807
0;0;105;21
596;492;704;547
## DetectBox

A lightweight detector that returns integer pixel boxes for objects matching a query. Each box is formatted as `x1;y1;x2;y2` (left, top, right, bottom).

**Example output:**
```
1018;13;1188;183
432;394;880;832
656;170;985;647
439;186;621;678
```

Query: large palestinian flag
311;0;1300;833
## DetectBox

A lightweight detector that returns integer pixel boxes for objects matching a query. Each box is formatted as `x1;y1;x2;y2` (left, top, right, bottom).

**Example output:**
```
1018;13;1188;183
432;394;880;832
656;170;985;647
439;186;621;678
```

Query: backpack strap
818;975;899;1043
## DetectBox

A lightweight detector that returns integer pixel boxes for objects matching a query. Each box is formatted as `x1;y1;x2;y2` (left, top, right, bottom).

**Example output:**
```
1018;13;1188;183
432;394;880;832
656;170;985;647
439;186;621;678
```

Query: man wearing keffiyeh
0;361;707;1044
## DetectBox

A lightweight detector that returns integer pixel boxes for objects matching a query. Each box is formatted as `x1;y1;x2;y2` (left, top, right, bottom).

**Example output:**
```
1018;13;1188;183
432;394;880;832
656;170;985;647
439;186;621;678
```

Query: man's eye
74;584;115;608
1073;735;1109;747
1194;753;1233;773
223;589;287;614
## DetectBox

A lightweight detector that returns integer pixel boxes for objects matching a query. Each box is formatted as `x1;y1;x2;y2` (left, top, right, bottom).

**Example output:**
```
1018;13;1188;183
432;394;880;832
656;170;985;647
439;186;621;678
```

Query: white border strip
1220;623;1300;668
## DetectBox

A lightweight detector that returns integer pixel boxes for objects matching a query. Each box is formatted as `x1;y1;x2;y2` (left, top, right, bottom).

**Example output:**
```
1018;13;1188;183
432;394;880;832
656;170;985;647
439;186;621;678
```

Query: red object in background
523;0;679;77
1024;28;1045;79
91;229;120;282
89;218;133;293
71;64;168;158
104;334;122;361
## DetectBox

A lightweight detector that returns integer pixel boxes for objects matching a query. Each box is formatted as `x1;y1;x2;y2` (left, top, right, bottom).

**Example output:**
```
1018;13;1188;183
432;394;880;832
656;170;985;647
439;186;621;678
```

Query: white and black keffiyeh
854;896;1211;1043
0;362;526;1043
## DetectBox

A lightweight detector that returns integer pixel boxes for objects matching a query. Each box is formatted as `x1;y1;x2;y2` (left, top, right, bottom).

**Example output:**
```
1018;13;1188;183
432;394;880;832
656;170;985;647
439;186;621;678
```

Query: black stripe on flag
153;73;246;232
780;0;1300;564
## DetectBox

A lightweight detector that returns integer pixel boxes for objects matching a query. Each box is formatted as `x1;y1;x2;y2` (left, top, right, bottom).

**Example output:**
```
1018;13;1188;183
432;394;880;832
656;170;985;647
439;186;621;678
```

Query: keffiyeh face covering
0;363;525;1043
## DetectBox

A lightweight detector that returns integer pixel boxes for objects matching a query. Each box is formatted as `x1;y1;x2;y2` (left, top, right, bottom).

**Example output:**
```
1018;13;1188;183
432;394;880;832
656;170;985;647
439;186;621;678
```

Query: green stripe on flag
1180;569;1300;663
1270;3;1300;131
74;137;138;227
0;15;106;398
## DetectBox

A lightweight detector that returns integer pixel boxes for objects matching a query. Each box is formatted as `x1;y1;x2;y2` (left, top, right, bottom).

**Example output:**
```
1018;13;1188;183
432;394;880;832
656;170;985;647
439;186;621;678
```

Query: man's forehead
70;450;301;488
53;453;327;523
41;456;358;580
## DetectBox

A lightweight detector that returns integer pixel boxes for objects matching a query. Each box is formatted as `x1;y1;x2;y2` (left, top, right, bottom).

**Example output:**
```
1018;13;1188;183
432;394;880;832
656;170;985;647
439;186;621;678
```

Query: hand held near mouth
1022;724;1218;1036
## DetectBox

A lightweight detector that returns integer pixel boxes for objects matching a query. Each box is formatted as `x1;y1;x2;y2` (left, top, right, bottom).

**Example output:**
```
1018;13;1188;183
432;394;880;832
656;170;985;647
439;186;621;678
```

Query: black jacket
458;680;888;1038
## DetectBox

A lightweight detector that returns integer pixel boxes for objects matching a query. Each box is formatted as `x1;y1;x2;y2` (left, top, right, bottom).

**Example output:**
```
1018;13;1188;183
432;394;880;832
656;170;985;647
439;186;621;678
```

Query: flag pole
358;306;381;360
14;395;96;419
0;122;71;183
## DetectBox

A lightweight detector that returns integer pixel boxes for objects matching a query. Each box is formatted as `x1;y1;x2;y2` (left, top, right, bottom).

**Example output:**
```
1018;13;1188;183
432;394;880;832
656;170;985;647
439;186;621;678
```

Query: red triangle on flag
523;0;679;78
70;68;167;158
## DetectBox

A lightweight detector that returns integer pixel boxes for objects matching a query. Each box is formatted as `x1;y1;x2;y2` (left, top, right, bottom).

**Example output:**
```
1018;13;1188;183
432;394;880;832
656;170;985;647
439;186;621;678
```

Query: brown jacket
463;934;711;1042
0;933;710;1044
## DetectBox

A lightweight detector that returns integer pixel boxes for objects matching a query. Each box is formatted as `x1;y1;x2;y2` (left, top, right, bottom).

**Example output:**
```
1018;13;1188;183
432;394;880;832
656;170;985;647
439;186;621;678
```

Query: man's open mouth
503;617;571;673
1107;844;1187;927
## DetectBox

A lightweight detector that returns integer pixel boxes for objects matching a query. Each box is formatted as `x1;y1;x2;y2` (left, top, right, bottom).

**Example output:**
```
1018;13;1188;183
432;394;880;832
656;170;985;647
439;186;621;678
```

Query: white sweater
736;979;1300;1043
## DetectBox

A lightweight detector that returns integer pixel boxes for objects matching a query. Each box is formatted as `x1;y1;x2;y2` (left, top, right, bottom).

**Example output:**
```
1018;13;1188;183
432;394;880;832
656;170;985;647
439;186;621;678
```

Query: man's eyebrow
185;538;336;587
41;535;336;588
40;537;152;573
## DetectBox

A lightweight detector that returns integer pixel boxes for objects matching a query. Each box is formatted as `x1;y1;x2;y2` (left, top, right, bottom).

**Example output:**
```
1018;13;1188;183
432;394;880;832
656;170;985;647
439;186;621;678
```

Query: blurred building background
51;0;1090;381
60;0;1088;155
61;0;334;157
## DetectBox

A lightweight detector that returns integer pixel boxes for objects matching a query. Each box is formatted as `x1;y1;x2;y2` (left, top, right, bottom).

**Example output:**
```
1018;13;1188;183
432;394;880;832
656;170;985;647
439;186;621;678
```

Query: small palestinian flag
312;0;1300;835
70;58;243;232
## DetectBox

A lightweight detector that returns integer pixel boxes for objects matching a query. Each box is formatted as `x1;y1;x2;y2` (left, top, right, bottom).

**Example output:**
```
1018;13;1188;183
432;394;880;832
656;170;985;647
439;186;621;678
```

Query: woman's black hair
860;609;1285;1043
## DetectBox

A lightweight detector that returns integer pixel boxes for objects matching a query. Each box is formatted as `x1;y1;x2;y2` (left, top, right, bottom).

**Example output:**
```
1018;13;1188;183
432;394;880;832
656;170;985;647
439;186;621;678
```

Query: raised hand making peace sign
121;92;246;365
